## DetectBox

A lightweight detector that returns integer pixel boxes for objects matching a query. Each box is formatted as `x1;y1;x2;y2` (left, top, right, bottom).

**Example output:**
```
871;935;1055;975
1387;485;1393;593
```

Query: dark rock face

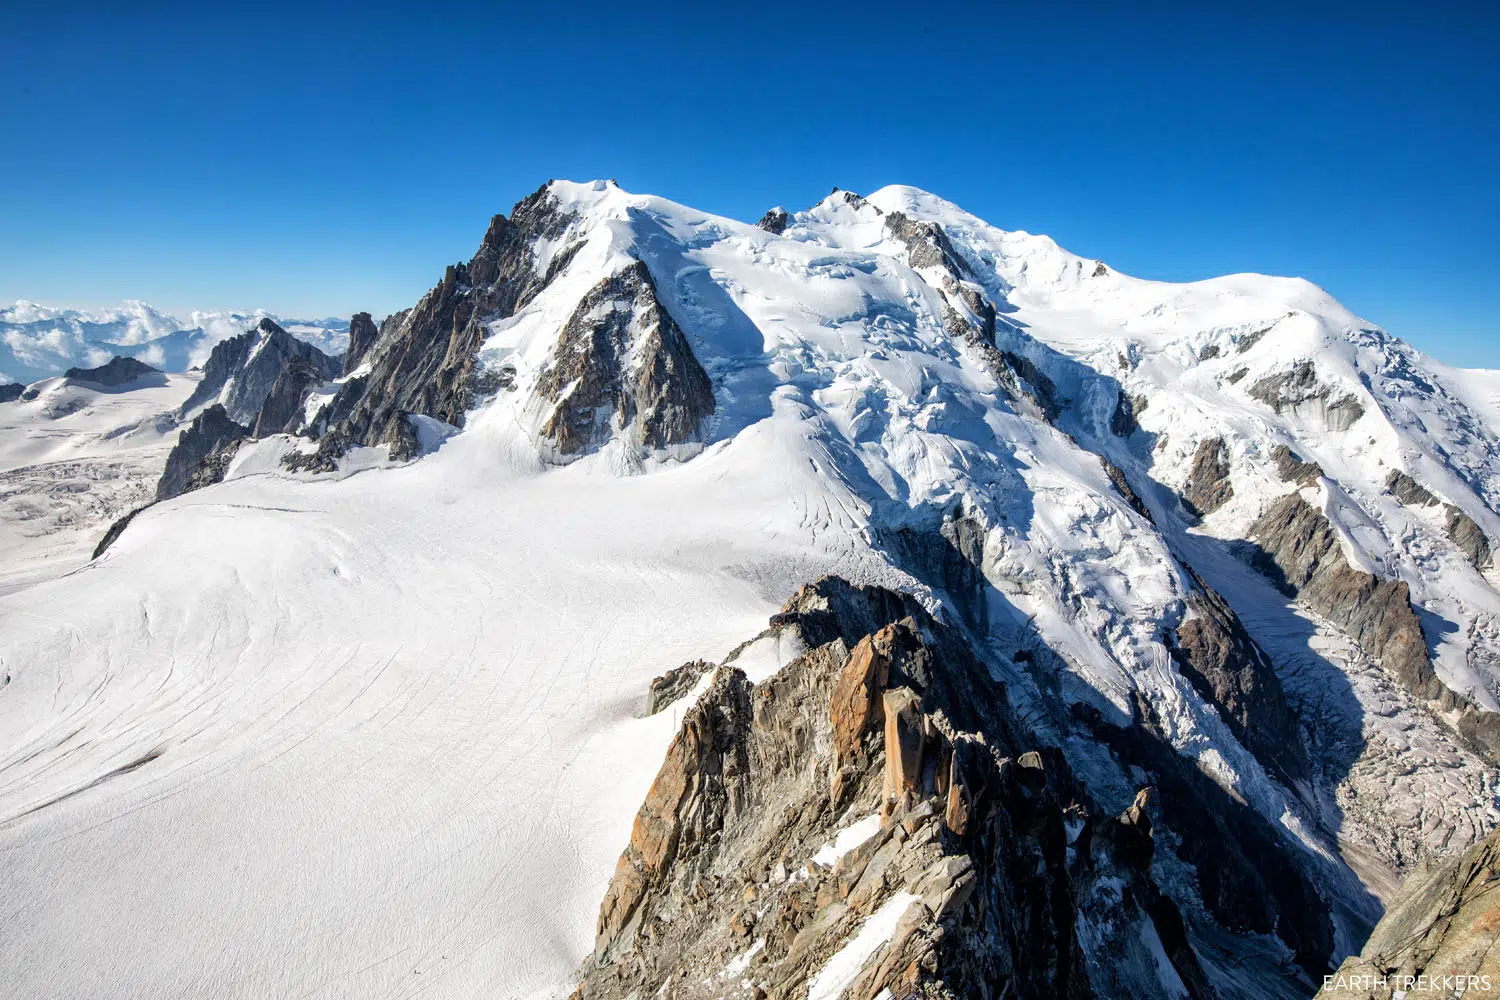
1248;361;1365;430
1110;390;1145;437
1387;469;1438;507
573;577;1298;999
1170;578;1308;784
297;185;583;463
180;319;340;425
252;357;332;438
881;210;1080;433
342;311;378;375
883;210;1001;350
1101;457;1153;522
879;509;991;633
1251;493;1446;705
1236;326;1270;354
755;208;789;234
1249;493;1500;758
1446;505;1492;569
1182;436;1233;517
63;355;160;386
156;404;250;501
535;260;714;458
1000;351;1062;421
1272;444;1324;485
252;360;313;438
382;412;422;462
1387;471;1494;570
0;383;22;403
1319;825;1500;998
91;504;149;559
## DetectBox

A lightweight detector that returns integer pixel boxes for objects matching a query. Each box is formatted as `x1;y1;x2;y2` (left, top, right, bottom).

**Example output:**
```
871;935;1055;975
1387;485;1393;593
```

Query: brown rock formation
1272;444;1323;485
573;579;1256;999
1182;436;1233;518
1319;826;1500;998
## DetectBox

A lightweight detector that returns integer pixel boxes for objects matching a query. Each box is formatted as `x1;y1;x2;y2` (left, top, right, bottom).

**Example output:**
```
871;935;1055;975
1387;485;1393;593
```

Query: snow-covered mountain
0;299;349;384
2;180;1497;1000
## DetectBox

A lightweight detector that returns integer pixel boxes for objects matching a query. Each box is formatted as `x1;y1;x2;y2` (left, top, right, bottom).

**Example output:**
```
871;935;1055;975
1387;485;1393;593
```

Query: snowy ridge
0;300;349;384
1;179;1497;999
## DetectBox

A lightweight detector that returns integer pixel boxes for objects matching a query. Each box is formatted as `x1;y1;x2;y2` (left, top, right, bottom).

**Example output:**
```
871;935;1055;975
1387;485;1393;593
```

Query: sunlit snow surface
0;300;348;384
2;180;1499;998
0;371;199;595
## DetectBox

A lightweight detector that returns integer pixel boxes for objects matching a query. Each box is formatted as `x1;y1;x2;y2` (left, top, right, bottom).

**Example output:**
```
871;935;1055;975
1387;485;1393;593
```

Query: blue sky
2;2;1495;365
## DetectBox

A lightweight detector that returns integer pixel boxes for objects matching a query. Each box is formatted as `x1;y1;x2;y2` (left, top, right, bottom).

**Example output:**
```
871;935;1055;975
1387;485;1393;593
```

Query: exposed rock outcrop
0;383;23;403
884;211;970;276
1248;361;1365;430
1169;578;1308;784
1318;826;1500;998
1250;492;1500;756
1447;505;1493;570
1272;444;1324;485
1000;350;1062;421
156;404;249;501
180;319;340;425
878;508;990;632
573;577;1296;999
342;311;378;375
1387;470;1494;570
755;208;789;235
536;260;714;458
879;208;1078;429
645;660;713;715
1386;469;1438;508
1110;390;1145;437
883;209;1003;352
1182;436;1233;518
63;355;159;386
1078;695;1335;978
1236;326;1271;354
1251;493;1449;707
91;504;149;559
1101;457;1153;522
252;356;332;437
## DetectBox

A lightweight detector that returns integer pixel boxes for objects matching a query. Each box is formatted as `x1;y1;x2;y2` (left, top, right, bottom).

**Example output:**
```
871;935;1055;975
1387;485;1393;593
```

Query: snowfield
0;370;199;595
1;179;1497;998
0;392;907;998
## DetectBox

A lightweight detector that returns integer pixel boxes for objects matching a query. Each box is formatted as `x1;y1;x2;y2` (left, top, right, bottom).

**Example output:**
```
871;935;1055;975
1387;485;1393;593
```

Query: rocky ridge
63;355;161;387
180;318;341;425
573;577;1335;1000
155;404;250;502
535;260;715;459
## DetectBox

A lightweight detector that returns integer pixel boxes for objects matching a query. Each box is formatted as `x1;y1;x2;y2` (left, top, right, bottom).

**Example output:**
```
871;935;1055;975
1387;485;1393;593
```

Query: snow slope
0;370;199;595
2;179;1497;998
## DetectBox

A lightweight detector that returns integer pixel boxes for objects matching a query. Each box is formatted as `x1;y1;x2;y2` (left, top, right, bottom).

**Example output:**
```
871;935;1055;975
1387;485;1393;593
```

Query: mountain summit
3;180;1498;999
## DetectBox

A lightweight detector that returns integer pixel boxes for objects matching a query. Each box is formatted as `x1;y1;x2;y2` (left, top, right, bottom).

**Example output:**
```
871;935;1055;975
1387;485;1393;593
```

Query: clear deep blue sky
2;2;1496;365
